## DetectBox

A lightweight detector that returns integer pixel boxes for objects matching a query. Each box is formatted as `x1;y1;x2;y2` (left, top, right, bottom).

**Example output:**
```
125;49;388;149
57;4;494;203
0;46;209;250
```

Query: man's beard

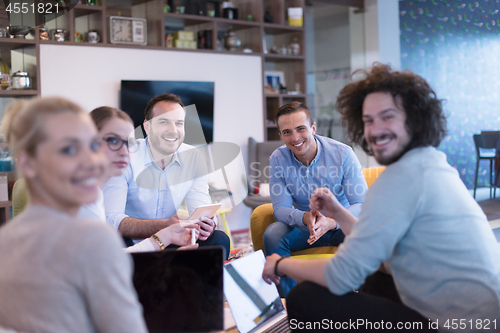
368;134;412;166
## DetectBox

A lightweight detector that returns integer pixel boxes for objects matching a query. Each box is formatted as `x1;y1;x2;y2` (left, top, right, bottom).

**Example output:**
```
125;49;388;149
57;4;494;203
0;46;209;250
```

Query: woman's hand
177;213;190;220
156;223;200;247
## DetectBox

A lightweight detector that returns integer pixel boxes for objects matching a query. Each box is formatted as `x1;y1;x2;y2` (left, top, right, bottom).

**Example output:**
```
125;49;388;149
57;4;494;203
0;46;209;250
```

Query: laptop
131;247;224;333
224;250;291;333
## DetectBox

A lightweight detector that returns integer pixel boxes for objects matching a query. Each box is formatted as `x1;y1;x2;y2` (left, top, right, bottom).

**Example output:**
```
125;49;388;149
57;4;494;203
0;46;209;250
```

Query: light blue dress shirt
269;135;367;227
104;138;211;236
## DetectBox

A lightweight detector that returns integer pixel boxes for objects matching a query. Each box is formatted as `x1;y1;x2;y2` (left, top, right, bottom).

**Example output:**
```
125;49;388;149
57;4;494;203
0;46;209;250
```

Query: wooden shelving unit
0;0;361;140
0;90;39;97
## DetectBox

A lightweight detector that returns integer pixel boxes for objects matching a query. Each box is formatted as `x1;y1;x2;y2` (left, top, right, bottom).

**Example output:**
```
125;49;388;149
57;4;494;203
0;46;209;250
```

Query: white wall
348;0;400;168
377;0;401;70
40;44;264;231
359;0;400;69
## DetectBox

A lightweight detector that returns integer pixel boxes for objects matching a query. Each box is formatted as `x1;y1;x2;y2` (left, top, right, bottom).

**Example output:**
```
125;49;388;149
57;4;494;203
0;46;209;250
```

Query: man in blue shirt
264;101;367;295
104;93;229;258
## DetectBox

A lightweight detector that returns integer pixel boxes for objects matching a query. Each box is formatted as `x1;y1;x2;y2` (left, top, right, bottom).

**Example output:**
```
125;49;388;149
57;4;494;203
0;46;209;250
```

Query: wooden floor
475;188;500;242
478;197;500;221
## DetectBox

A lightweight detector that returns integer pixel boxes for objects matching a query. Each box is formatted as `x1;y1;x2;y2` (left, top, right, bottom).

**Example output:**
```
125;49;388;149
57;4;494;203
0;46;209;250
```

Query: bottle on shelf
290;38;300;55
224;27;241;51
0;59;10;90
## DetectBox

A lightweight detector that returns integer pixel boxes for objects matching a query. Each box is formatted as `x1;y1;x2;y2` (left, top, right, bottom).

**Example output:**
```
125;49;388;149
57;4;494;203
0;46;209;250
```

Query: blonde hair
0;100;28;142
6;97;85;157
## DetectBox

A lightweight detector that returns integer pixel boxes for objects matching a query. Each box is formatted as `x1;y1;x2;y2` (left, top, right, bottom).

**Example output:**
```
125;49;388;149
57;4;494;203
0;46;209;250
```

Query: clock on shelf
109;16;147;45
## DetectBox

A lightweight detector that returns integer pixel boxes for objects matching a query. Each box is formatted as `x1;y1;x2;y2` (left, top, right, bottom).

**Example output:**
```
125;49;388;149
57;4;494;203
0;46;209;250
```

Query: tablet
189;203;222;220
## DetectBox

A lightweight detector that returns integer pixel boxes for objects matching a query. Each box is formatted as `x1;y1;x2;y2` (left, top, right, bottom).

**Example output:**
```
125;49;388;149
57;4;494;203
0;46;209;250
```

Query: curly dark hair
336;63;447;155
144;93;184;121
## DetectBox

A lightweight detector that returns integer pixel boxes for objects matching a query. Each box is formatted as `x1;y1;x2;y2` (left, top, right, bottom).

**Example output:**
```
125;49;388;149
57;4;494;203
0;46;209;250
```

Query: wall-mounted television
120;80;215;145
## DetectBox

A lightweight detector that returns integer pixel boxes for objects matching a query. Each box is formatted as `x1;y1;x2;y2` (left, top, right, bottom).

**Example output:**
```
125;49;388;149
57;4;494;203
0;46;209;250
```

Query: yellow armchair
12;178;28;218
362;166;386;187
250;203;337;255
250;166;385;256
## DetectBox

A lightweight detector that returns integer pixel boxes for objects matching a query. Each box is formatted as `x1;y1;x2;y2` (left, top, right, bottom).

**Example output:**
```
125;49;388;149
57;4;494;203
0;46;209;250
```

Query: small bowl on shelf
7;26;31;39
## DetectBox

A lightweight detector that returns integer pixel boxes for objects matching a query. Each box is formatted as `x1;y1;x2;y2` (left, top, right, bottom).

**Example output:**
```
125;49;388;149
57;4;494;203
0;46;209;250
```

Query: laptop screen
131;247;224;333
224;250;285;333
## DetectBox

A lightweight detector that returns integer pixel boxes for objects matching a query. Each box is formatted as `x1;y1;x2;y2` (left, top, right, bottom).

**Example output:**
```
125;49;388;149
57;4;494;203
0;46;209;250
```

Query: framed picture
264;70;286;92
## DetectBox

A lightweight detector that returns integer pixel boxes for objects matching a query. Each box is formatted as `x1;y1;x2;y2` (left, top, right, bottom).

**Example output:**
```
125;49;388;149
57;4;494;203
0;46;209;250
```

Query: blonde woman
0;97;147;332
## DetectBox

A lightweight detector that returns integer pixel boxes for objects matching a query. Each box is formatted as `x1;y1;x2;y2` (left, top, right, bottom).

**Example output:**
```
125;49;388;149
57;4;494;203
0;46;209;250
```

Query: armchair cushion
250;203;275;253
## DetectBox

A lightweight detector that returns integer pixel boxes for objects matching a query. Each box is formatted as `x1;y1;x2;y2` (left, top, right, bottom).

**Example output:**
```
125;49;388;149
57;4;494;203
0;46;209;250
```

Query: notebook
131;246;224;333
224;250;291;333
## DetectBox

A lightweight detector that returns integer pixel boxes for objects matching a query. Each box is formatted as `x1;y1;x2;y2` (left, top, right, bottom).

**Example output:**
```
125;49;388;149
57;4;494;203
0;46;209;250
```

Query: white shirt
79;189;155;252
78;189;105;222
104;138;212;243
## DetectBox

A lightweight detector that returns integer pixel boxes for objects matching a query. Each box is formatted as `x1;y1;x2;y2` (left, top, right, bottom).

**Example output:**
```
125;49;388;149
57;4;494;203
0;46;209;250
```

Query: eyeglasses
102;135;138;152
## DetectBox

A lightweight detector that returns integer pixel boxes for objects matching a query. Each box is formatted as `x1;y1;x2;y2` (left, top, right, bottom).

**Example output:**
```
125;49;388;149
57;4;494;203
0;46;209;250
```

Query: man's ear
143;119;150;136
311;122;317;135
17;151;37;179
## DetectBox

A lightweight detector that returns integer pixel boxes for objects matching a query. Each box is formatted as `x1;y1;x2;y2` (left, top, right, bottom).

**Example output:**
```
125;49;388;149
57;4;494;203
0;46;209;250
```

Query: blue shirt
104;138;211;236
269;135;367;227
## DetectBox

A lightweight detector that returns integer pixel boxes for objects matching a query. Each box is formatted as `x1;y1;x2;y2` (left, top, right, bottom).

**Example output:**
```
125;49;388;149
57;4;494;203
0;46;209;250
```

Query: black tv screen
120;80;215;144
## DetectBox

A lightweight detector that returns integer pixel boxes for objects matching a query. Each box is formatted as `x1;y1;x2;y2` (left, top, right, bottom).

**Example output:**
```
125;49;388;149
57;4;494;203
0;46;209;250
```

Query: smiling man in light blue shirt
104;93;229;258
264;101;367;295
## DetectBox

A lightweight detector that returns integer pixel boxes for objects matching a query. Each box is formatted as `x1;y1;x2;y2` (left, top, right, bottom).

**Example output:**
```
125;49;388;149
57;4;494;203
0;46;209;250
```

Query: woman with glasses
81;106;199;252
0;97;148;332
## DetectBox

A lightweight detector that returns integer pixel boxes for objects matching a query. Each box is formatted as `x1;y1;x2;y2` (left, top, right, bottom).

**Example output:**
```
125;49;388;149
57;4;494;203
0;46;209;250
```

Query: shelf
106;0;154;6
266;93;306;98
39;40;79;45
0;90;39;97
264;54;305;61
0;0;307;142
43;41;106;46
211;17;261;29
263;23;304;34
164;12;214;25
163;13;261;29
130;0;156;5
0;38;37;50
73;4;104;18
163;46;217;53
36;39;258;54
217;49;260;56
92;43;165;51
